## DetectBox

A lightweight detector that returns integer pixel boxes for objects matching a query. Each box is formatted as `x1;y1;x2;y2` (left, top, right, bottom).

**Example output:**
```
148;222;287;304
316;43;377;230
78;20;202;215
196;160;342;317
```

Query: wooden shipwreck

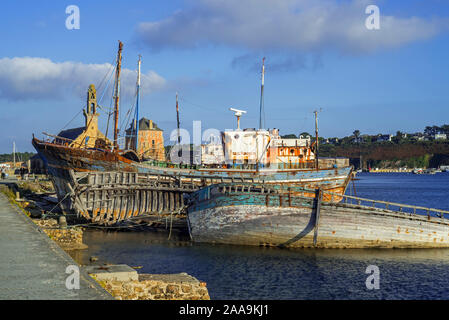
186;183;449;248
32;41;353;226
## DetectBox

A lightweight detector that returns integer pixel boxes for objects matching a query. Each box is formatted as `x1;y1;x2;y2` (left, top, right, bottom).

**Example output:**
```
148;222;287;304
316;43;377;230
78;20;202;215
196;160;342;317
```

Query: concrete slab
85;264;139;282
0;193;112;300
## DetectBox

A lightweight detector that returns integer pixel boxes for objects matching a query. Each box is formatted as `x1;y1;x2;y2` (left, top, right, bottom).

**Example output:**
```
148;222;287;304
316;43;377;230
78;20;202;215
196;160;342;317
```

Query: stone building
56;84;111;149
125;118;165;161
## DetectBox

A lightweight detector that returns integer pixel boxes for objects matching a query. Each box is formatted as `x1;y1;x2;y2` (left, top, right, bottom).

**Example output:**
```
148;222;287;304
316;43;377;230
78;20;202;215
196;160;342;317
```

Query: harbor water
70;172;449;299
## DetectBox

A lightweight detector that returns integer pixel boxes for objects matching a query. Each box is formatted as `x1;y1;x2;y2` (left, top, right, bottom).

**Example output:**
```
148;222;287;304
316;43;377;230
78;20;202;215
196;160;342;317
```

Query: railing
203;182;449;221
42;132;74;146
323;190;449;220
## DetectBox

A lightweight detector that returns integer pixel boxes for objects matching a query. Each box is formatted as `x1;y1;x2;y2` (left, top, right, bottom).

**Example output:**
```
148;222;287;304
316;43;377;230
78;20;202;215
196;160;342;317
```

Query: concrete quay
0;192;112;300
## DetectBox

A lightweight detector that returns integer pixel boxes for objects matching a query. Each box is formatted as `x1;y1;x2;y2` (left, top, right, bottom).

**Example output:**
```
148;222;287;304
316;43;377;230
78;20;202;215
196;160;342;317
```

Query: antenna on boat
135;54;141;153
113;41;123;152
229;108;247;130
313;108;322;170
259;57;265;130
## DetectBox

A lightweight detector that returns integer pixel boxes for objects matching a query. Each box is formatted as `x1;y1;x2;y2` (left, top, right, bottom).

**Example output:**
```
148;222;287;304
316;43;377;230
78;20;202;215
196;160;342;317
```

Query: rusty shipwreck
32;41;353;226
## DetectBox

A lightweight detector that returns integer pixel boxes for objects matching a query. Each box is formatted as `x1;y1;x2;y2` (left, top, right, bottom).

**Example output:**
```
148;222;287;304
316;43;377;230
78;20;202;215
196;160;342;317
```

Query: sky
1;0;449;153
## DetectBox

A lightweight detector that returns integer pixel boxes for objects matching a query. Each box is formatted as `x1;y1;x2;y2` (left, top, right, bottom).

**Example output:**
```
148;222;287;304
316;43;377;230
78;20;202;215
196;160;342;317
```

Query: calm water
70;172;449;300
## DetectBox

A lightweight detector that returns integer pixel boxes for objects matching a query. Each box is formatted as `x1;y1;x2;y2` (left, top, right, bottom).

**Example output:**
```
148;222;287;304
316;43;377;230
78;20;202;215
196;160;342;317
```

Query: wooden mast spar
113;41;123;151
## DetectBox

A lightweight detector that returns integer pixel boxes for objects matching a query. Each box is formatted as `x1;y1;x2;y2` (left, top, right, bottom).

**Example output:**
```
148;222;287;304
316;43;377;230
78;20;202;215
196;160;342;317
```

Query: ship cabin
200;128;316;169
267;135;315;169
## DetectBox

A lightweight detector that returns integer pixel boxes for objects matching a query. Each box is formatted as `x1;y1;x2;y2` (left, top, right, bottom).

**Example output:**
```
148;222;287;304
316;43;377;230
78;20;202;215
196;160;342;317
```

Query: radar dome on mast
229;108;247;130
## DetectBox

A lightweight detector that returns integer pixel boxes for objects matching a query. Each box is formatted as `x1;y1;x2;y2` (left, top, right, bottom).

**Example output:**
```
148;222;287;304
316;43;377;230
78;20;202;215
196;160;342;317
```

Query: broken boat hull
187;185;449;248
32;138;353;224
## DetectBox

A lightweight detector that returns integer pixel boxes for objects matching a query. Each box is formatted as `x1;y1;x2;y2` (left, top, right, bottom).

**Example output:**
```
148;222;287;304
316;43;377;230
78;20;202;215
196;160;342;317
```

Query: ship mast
135;55;141;153
13;141;16;169
259;57;265;130
113;41;123;151
176;92;181;145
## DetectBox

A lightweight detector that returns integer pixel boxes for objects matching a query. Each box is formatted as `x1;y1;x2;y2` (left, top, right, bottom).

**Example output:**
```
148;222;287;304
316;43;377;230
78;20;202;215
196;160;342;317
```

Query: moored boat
31;41;353;224
186;183;449;248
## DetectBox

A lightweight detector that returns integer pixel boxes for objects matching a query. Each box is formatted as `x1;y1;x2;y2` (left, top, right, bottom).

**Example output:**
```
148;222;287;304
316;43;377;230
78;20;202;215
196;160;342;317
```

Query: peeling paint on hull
188;195;449;248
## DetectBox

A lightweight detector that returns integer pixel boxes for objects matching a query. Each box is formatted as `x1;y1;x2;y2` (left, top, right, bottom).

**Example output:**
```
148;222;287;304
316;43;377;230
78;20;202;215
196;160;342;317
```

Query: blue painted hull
186;185;449;248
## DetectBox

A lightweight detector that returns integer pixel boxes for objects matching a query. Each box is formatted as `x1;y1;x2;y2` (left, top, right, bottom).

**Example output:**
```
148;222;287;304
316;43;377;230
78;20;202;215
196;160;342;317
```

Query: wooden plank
313;189;322;247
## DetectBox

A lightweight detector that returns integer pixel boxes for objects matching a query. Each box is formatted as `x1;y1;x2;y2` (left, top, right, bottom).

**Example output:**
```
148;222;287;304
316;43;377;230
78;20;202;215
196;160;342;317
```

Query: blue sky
1;0;449;153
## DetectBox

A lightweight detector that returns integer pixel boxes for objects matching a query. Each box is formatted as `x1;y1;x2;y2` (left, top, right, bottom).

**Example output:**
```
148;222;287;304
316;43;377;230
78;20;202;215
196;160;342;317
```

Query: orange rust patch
332;231;336;235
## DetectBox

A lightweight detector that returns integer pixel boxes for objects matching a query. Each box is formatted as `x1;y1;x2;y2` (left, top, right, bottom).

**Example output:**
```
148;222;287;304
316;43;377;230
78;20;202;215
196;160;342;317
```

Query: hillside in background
320;141;449;169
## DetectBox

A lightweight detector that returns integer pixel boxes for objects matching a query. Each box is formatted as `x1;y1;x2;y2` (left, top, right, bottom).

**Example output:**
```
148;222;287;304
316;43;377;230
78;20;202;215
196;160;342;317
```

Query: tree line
0;152;36;163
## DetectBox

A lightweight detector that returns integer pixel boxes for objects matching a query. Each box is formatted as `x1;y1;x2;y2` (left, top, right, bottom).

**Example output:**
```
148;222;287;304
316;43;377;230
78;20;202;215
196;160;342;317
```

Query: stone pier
0;192;112;299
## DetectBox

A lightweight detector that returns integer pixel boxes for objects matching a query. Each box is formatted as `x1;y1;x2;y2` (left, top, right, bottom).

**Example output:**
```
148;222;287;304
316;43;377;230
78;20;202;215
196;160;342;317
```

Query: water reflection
68;173;449;299
70;229;449;299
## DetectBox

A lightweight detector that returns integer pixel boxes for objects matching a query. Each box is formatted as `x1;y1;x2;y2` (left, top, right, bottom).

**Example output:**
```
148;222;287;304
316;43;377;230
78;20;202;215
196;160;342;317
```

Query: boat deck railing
323;190;449;220
206;182;449;221
40;133;321;171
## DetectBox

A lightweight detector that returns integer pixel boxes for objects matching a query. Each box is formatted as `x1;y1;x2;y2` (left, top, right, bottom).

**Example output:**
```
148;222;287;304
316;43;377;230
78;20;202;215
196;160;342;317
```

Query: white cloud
136;0;449;54
0;57;167;101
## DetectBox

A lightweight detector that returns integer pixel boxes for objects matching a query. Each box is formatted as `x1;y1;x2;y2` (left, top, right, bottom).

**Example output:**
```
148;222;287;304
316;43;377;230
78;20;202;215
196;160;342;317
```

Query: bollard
15;192;20;201
58;215;68;229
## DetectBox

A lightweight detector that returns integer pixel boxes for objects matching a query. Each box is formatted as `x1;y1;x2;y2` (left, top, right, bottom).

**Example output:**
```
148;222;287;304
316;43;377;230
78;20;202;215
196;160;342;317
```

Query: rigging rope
58;57;116;133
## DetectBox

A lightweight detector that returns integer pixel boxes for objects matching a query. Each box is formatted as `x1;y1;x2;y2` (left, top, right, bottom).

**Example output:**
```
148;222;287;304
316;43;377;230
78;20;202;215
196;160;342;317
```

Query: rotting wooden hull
187;189;449;248
32;137;353;224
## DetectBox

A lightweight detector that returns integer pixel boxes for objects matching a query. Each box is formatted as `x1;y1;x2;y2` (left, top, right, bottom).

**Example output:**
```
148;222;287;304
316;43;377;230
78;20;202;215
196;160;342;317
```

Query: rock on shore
97;272;210;300
32;218;87;250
